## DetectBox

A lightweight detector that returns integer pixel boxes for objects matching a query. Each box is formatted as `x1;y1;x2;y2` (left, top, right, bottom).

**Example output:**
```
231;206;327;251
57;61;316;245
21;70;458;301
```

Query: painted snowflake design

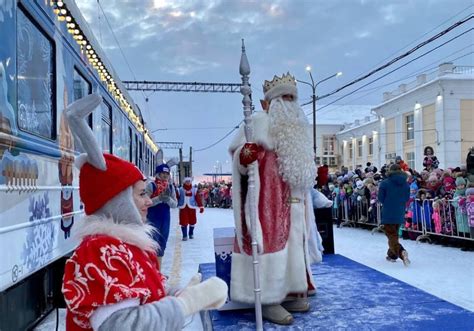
22;192;56;271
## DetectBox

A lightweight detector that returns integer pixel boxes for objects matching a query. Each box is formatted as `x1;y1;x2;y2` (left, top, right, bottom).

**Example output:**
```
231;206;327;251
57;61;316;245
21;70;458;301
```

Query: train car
0;1;159;329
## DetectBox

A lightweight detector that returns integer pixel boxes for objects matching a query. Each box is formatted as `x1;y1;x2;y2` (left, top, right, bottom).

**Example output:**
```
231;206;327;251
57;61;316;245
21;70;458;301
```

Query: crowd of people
197;182;232;208
316;146;474;242
58;75;473;329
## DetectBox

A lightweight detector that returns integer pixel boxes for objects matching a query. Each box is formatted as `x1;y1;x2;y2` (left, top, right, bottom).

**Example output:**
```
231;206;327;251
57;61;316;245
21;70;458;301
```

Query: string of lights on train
49;0;158;153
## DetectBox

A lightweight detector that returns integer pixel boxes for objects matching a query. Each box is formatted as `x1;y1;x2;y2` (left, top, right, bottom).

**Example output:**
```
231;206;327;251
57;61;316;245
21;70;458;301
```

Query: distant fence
331;198;473;243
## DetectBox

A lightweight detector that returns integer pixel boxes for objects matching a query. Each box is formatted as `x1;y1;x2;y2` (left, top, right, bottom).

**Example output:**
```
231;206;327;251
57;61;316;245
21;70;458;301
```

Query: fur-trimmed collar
75;216;159;253
228;112;274;154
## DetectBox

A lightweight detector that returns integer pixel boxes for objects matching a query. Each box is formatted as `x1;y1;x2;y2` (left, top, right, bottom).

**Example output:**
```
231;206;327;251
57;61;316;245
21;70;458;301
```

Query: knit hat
455;177;466;187
428;174;438;182
466;187;474;196
356;180;364;189
80;154;145;215
155;163;170;174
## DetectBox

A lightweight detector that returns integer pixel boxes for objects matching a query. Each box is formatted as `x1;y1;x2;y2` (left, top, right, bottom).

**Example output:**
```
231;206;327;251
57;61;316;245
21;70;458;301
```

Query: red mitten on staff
199;207;204;214
239;143;264;166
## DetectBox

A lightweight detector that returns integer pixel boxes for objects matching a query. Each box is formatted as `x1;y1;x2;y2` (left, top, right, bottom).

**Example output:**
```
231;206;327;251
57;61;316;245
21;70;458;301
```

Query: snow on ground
35;207;473;331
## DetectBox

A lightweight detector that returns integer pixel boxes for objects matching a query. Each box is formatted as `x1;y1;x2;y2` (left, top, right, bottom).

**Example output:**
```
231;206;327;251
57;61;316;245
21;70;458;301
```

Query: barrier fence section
331;197;473;243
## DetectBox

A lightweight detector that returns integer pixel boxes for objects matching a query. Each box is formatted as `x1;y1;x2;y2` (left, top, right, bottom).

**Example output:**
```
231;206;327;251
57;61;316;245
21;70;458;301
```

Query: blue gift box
213;227;251;310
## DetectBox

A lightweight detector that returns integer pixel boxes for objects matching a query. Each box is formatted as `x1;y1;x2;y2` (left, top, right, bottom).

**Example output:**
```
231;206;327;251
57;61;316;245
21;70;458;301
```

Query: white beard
268;97;316;190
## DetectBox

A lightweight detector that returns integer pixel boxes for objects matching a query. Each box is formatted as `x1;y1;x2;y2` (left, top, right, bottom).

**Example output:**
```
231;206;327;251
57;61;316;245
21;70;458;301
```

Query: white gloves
357;196;362;202
176;276;228;316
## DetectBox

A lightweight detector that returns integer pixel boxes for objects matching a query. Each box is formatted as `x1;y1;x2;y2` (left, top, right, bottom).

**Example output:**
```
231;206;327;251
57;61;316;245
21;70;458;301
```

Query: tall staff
239;39;263;330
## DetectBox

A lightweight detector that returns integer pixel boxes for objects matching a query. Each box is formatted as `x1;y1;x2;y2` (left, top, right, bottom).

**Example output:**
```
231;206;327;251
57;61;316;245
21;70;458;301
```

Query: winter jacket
377;171;410;224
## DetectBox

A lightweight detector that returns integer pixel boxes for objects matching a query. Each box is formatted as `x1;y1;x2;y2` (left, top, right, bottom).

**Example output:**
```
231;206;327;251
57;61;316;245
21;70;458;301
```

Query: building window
316;156;321;165
368;137;374;155
406;152;415;170
406;114;414;141
357;140;363;157
329;157;337;166
101;101;112;153
348;142;353;159
17;7;56;139
322;135;336;155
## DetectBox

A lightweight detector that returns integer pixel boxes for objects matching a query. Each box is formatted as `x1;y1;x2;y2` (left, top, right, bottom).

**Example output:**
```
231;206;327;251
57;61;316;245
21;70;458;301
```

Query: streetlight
297;67;342;162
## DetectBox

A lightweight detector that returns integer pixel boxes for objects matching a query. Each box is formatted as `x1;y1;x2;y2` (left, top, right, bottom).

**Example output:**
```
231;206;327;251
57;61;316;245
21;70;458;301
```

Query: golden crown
263;72;297;94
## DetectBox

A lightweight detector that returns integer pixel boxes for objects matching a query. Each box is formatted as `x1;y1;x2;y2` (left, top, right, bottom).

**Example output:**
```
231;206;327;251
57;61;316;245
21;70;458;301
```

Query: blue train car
0;1;159;329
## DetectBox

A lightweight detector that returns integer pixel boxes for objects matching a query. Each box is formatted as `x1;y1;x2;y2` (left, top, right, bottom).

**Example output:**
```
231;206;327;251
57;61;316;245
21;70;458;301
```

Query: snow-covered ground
35;208;473;331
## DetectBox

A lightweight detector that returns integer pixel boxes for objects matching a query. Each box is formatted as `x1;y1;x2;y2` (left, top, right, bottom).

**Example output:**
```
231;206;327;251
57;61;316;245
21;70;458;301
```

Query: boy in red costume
61;94;227;331
177;177;204;240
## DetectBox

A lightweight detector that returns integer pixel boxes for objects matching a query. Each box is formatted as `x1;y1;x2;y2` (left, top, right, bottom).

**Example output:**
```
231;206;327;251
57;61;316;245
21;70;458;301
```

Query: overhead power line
304;50;473;117
351;5;473;78
316;14;473;102
97;0;152;122
194;121;243;152
307;28;473;116
311;44;473;110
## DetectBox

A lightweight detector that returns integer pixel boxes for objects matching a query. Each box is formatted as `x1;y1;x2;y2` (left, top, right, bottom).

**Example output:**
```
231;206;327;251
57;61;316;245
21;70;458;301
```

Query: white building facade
328;63;473;171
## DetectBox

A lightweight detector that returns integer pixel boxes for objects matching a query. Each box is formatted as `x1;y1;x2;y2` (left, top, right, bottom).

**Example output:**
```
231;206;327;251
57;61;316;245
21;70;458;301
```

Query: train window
101;100;112;153
73;68;93;128
17;7;56;140
128;127;133;162
135;134;139;166
139;141;143;169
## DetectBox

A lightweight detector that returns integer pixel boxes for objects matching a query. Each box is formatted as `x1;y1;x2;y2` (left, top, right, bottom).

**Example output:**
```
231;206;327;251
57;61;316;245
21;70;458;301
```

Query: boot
181;226;188;241
400;250;410;266
281;298;310;312
189;226;195;239
262;304;293;325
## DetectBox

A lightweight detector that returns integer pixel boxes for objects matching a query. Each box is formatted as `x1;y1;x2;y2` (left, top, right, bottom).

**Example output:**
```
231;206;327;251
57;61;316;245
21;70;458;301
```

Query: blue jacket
378;171;410;224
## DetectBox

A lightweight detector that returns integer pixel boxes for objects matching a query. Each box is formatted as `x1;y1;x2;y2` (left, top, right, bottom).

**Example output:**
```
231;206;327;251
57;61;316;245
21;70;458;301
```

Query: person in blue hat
146;163;177;266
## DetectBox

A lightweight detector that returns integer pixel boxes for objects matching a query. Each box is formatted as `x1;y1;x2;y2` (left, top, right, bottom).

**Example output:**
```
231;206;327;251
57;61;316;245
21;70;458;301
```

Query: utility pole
297;67;342;164
189;146;193;179
179;148;184;186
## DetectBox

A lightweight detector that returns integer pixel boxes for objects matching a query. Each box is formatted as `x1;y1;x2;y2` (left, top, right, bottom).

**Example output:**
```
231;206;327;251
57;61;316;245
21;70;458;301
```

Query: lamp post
297;67;342;163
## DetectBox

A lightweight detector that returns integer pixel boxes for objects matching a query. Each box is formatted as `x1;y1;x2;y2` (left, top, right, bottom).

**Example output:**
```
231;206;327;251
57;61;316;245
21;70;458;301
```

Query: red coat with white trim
62;234;166;330
176;183;204;226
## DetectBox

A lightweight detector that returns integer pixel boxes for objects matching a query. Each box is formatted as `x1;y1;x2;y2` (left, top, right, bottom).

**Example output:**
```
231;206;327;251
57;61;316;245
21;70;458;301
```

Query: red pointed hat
79;153;145;215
